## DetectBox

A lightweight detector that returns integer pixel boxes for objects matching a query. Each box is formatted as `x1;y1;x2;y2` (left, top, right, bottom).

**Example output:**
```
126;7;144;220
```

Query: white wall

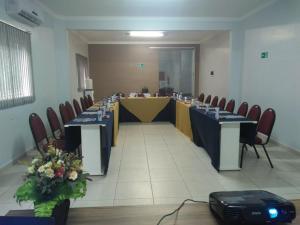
0;0;60;168
240;0;300;150
68;31;88;101
199;32;230;98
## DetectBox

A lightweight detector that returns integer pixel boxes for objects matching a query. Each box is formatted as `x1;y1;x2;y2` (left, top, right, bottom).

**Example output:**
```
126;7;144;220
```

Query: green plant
15;146;89;217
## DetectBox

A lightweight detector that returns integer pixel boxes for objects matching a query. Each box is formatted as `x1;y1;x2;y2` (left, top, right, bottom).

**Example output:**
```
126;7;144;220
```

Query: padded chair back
73;99;82;116
29;113;48;153
205;95;211;104
225;99;235;113
198;93;205;103
80;97;87;111
218;98;226;110
65;101;76;120
84;96;90;108
237;102;248;117
256;108;276;144
87;95;94;106
59;103;71;125
211;96;219;107
247;105;261;122
47;107;63;140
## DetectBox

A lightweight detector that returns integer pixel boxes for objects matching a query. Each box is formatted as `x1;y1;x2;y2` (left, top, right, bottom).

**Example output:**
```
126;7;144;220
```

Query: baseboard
270;137;300;154
0;147;35;171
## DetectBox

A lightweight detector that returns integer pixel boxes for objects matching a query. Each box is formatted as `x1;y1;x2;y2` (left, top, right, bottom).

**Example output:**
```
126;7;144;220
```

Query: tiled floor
1;122;300;214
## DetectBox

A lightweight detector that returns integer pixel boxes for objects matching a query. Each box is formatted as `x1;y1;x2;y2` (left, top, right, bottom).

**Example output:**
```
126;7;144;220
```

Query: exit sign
261;52;269;59
137;63;145;69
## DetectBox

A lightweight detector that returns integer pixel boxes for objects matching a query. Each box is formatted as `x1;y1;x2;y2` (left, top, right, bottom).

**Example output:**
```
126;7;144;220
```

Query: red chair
198;93;205;103
205;95;211;104
211;96;219;107
237;102;248;117
47;107;64;140
247;105;261;122
218;98;226;110
84;96;90;108
225;99;235;113
29;113;65;155
65;101;76;120
240;108;276;168
80;97;87;111
59;104;71;125
87;95;94;106
73;99;82;116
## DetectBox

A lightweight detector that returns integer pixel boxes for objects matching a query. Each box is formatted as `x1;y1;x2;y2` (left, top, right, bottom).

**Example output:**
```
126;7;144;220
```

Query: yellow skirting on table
176;101;193;140
120;97;170;123
111;101;119;146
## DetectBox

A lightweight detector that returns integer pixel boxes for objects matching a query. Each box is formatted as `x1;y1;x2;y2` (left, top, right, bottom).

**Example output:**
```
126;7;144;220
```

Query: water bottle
97;110;103;121
205;104;209;113
215;107;220;120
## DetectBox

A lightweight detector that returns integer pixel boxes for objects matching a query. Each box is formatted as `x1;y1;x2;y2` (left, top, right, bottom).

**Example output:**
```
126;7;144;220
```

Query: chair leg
262;145;274;168
253;145;260;159
240;144;245;168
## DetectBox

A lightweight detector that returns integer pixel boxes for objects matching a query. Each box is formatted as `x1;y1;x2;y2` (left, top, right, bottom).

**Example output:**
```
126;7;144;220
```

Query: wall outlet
210;71;214;76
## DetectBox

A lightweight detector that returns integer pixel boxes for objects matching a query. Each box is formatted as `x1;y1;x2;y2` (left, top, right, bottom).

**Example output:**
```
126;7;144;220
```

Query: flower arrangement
15;146;89;217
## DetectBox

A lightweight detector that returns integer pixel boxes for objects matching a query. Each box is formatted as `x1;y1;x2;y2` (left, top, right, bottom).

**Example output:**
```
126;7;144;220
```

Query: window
0;21;34;109
76;54;88;91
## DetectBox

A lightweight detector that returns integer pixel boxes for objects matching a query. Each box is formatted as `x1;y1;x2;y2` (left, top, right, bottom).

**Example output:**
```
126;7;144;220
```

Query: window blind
0;21;34;109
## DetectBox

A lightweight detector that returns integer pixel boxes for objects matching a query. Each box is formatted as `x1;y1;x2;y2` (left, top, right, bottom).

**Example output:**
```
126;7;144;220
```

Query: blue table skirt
64;112;113;175
189;107;257;171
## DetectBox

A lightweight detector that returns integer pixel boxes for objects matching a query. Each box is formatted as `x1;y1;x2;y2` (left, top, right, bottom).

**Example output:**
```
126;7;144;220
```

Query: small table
6;200;300;225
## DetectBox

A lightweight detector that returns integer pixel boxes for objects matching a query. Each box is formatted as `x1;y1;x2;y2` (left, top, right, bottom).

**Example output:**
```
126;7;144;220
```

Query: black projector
209;190;296;224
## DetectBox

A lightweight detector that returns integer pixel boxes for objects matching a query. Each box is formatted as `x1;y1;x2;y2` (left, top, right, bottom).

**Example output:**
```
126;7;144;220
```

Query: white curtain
0;22;34;109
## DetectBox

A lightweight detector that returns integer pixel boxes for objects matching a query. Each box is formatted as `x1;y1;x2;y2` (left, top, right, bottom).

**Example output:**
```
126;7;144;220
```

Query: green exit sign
137;63;145;69
261;52;269;59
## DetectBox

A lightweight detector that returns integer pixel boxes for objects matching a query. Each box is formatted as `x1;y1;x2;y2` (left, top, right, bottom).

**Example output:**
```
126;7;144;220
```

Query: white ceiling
38;0;274;18
71;30;226;44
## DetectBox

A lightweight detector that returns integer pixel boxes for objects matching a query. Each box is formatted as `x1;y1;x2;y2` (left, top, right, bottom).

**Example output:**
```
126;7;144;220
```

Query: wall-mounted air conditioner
5;0;44;26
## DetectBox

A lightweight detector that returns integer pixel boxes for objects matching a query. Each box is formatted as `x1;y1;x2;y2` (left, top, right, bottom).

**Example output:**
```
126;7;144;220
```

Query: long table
119;97;172;122
6;200;300;225
190;107;257;171
64;102;119;176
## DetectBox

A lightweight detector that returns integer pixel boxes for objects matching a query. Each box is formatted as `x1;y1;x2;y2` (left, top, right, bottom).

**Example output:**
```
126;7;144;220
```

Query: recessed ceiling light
128;31;164;38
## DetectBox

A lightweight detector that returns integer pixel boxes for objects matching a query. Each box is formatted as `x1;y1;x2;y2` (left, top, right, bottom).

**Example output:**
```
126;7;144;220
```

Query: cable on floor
156;199;208;225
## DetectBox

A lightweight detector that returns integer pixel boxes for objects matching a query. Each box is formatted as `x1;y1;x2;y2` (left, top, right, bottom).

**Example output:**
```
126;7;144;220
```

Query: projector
209;190;296;224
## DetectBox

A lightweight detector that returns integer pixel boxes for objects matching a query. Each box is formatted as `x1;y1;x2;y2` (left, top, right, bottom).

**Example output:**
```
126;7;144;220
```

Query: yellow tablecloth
120;97;170;123
176;101;193;140
111;102;119;146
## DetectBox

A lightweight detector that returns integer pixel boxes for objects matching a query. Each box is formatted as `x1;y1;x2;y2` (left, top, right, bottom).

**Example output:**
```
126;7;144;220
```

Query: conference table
189;107;257;171
64;102;119;176
65;96;258;174
6;200;300;225
119;97;172;123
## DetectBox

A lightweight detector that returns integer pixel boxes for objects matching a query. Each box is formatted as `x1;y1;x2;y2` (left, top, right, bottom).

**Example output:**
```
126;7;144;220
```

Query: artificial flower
38;165;45;173
27;166;35;174
45;168;55;178
68;171;78;181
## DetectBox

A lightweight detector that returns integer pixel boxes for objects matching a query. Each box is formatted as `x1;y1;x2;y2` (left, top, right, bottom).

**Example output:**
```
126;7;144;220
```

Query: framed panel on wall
76;53;88;91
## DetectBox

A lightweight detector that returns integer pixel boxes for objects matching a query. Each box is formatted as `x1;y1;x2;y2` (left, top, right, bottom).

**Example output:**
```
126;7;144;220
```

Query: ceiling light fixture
129;31;164;38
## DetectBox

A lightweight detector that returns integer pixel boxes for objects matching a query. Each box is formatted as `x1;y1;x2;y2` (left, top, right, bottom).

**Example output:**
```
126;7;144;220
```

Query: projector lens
268;208;278;219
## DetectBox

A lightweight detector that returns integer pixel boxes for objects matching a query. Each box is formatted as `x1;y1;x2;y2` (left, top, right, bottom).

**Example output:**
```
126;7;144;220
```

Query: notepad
82;111;98;115
73;118;97;123
222;115;245;119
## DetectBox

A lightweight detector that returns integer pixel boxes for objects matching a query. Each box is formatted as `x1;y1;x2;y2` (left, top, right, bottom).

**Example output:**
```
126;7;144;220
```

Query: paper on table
73;118;97;123
222;115;245;119
82;111;98;115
